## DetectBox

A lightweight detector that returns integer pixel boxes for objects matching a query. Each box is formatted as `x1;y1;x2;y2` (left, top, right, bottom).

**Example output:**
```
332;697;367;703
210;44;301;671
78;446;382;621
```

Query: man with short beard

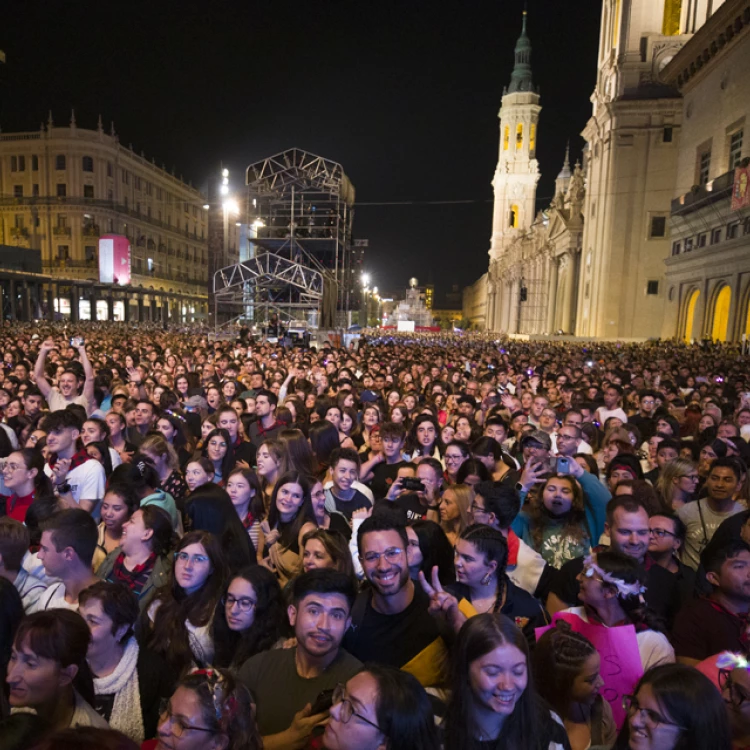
238;570;361;748
342;510;445;687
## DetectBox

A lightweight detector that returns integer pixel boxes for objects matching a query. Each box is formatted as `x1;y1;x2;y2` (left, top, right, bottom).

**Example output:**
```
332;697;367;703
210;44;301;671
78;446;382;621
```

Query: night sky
2;0;601;304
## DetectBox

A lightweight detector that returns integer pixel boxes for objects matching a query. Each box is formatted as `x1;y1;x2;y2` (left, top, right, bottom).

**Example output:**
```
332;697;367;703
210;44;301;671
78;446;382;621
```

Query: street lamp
361;272;371;287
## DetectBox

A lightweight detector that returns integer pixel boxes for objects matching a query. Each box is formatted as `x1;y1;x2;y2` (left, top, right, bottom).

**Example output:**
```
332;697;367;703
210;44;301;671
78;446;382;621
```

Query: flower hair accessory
583;554;647;600
716;652;750;670
189;668;238;731
163;409;186;423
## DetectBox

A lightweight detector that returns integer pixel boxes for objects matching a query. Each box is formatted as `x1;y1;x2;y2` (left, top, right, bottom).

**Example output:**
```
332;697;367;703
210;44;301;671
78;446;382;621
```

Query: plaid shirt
112;551;156;596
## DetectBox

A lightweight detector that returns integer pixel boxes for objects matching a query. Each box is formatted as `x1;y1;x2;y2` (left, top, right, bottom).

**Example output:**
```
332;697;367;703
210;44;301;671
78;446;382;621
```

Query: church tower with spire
488;10;541;261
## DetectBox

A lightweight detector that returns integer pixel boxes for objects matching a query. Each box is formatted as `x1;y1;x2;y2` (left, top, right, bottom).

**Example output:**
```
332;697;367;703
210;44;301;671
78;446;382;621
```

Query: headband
189;668;239;731
716;652;750;670
583;554;646;600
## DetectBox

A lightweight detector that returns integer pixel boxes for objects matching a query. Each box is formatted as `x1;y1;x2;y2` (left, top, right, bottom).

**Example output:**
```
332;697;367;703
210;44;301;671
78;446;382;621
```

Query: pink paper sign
536;612;644;728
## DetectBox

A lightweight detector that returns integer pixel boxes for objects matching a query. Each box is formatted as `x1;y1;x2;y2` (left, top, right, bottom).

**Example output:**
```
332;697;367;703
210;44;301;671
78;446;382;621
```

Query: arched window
529;124;537;154
82;156;94;172
509;204;519;228
516;124;524;150
712;285;731;342
503;126;510;151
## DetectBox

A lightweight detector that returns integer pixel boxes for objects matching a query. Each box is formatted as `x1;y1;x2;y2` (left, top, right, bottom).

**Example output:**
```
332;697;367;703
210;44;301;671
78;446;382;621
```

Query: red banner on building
732;165;750;211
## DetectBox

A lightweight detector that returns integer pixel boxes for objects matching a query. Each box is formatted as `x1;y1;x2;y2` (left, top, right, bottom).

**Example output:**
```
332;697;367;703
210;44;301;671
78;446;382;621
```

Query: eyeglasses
445;454;465;462
649;528;677;539
470;503;488;514
719;669;750;707
2;462;23;472
622;694;686;730
159;700;215;737
223;594;256;612
362;547;404;565
682;474;700;482
175;552;210;565
332;684;383;732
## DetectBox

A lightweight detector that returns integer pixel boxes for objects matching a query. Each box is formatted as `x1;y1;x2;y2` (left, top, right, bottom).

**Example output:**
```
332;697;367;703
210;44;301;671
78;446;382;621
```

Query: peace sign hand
418;565;466;633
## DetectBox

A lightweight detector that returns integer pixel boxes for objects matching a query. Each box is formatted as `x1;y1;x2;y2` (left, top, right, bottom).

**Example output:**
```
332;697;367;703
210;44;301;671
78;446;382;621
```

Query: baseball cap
520;430;552;451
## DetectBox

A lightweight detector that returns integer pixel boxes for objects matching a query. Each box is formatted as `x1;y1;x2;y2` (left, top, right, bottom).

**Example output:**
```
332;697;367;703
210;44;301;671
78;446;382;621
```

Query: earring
481;575;492;586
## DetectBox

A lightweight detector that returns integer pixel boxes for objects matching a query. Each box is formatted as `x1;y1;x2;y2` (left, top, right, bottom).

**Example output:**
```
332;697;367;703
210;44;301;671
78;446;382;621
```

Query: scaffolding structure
210;148;355;332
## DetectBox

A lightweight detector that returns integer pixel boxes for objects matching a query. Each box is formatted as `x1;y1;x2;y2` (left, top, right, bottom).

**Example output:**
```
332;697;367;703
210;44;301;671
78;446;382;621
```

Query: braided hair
533;619;597;719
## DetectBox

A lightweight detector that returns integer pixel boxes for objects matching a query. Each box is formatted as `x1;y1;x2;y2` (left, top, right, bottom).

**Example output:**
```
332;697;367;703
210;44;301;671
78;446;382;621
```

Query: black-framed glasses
332;684;383;732
222;594;257;612
470;503;488;514
622;694;686;730
159;700;215;737
719;669;750;707
649;528;677;539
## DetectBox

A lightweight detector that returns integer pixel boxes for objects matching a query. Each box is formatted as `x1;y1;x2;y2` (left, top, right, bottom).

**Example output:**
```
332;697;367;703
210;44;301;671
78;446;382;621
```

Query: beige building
661;0;750;342
0;113;211;321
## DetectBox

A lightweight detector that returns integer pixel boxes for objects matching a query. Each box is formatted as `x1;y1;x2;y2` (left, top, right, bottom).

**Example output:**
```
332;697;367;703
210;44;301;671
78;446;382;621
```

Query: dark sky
2;0;601;304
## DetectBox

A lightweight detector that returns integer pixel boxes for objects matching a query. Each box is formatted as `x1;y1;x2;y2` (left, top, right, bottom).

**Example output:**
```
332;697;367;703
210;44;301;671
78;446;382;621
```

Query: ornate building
0;113;212;322
480;12;586;335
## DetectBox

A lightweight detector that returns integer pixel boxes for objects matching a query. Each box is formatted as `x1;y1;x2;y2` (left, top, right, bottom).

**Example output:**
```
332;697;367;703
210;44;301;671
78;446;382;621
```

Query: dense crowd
1;322;750;749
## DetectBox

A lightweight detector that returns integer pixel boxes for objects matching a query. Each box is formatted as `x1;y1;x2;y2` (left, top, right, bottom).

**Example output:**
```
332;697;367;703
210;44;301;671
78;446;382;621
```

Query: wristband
56;482;72;494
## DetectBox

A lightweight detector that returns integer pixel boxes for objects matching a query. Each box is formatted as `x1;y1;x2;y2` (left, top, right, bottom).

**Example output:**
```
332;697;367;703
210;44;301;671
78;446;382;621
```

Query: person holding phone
512;454;610;568
34;338;96;416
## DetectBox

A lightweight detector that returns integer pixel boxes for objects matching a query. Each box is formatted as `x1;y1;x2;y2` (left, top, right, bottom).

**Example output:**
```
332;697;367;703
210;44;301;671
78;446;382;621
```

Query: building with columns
660;0;750;342
0;113;212;322
479;12;586;335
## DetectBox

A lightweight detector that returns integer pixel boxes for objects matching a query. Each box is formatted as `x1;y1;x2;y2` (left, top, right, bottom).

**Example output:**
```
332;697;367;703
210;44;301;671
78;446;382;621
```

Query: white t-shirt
31;581;79;613
595;407;629;425
44;458;106;507
563;606;675;671
46;387;92;415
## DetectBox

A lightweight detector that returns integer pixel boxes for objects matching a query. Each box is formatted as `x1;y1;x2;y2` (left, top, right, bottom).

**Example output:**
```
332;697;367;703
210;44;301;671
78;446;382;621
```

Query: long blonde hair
140;433;179;473
441;483;473;538
655;457;697;508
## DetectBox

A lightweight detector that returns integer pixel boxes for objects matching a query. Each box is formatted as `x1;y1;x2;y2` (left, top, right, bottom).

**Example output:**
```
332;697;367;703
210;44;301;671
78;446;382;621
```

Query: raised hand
418;565;465;632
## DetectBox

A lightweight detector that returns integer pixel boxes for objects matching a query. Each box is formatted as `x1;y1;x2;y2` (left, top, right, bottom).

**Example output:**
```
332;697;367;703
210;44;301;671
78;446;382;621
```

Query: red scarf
48;447;91;471
7;492;34;523
507;529;521;566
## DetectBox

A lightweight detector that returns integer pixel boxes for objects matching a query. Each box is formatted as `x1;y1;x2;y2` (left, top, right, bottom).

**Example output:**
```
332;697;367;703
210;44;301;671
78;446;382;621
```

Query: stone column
137;296;145;322
508;279;520;334
21;281;31;321
124;294;131;323
8;280;16;321
47;284;55;321
546;256;558;333
150;298;157;321
107;294;114;321
89;289;98;321
70;286;79;322
161;296;169;325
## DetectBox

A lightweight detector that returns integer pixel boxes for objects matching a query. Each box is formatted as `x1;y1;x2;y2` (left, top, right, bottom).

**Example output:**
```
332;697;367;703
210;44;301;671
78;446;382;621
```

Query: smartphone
310;688;335;715
70;337;84;347
402;477;426;492
556;456;572;474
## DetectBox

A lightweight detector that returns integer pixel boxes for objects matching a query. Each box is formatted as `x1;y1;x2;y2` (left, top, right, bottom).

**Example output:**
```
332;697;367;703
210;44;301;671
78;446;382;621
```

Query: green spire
508;8;535;94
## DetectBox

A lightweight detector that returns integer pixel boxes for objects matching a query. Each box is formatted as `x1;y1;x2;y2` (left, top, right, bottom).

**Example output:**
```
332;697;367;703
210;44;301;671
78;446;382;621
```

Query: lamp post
360;272;371;327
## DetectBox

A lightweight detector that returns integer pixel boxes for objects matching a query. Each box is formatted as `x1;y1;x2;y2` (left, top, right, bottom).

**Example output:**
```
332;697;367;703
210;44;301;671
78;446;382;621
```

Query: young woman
440;483;473;546
145;667;261;750
174;374;191;404
407;414;445;466
185;457;215;494
534;620;616;750
358;405;382;451
443;613;572;749
471;437;514;483
1;448;58;539
225;466;264;552
105;411;135;464
145;531;229;673
7;609;107;730
408;519;456;586
257;471;317;586
325;404;356;449
201;428;234;487
512;458;609;569
390;402;409;427
310;478;352;539
139;434;188;512
455;458;491;488
279;428;317;476
323;664;439;750
301;528;356;578
309;420;341;477
154;408;193;470
96;484;139;566
566;549;674;671
256;439;286;511
444;441;471;485
212;566;285;669
655;457;700;511
612;663;730;750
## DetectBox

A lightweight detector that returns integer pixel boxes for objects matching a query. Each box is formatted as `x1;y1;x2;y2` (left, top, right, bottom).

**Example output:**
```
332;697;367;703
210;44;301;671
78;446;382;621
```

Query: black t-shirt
387;492;431;522
368;460;408;500
672;596;747;661
328;488;371;520
233;440;258;468
629;414;656;442
342;585;441;668
550;551;691;626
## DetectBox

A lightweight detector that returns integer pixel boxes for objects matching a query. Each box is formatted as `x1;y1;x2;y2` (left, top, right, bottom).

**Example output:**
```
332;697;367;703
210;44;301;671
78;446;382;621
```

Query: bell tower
488;9;541;263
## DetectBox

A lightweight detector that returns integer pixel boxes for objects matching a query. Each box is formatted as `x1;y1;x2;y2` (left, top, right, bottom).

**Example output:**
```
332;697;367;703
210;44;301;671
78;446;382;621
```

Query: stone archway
683;288;700;342
711;285;731;342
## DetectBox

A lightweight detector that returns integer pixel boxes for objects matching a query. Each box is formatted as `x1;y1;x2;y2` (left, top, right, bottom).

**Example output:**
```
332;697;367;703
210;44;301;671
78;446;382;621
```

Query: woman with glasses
144;667;261;750
212;567;284;669
444;441;470;485
715;652;750;749
144;531;229;674
655;458;700;511
613;663;730;749
443;613;571;749
322;664;439;750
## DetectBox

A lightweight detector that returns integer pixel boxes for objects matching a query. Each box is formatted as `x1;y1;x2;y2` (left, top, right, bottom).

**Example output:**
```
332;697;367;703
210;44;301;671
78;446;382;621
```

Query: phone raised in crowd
556;456;572;474
310;688;335;715
70;337;84;347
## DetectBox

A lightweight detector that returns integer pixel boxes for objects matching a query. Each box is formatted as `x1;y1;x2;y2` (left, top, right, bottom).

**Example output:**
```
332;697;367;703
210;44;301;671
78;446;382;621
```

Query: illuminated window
516;124;523;150
662;0;682;36
530;123;536;154
509;204;519;228
503;126;509;151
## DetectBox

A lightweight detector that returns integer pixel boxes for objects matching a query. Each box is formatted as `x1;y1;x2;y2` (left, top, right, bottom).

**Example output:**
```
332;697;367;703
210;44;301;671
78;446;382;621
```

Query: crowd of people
0;321;749;749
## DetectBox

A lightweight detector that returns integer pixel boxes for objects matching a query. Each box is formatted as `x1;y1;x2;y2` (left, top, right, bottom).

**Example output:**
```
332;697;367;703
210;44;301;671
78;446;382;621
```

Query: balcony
82;225;101;238
53;226;72;237
10;227;30;239
671;169;735;217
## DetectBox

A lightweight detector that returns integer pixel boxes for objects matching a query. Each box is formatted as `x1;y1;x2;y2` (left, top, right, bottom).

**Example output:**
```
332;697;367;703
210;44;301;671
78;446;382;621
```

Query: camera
401;477;426;492
70;337;84;347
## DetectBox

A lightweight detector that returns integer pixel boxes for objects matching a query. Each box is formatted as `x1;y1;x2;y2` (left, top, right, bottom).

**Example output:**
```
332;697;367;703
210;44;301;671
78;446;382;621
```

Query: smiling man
343;510;446;688
238;569;360;749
